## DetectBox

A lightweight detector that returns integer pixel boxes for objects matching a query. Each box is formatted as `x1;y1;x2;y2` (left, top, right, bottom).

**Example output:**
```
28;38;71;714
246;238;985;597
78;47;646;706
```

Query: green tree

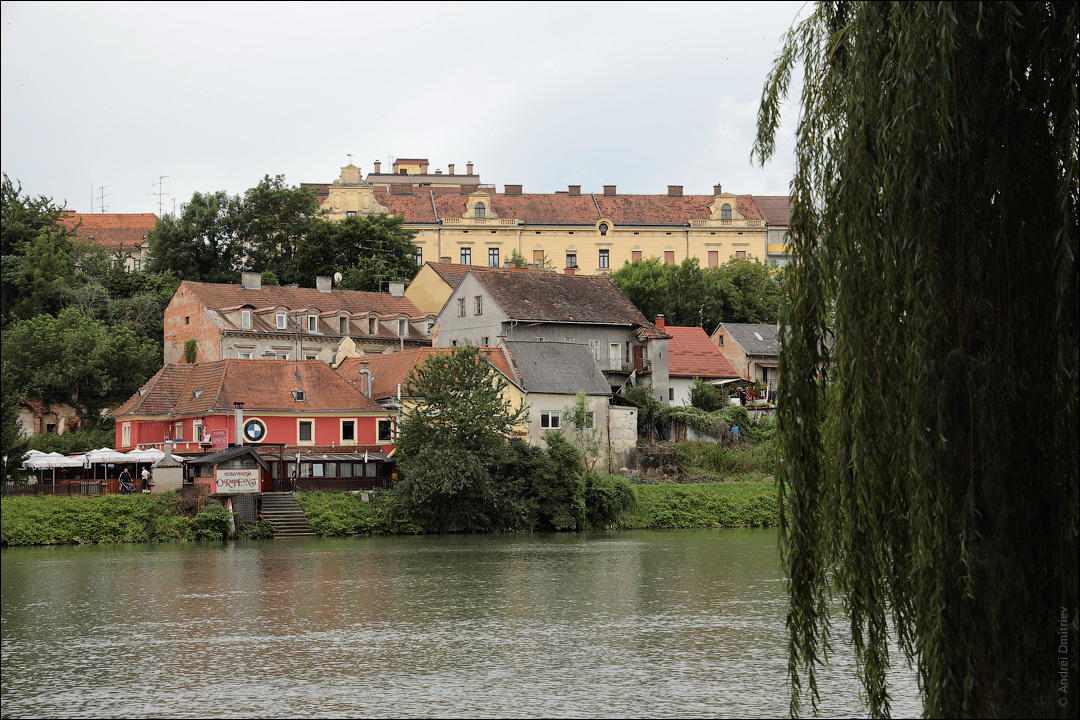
563;391;603;470
147;190;242;282
396;346;527;531
236;175;320;278
754;2;1078;717
530;431;587;530
292;215;420;291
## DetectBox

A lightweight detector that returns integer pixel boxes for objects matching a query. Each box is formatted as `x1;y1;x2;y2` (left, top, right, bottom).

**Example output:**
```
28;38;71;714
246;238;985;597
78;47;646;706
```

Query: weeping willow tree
754;2;1078;717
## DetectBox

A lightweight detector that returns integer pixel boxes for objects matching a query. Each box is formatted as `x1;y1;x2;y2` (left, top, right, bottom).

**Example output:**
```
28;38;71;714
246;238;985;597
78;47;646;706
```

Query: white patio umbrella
83;447;130;481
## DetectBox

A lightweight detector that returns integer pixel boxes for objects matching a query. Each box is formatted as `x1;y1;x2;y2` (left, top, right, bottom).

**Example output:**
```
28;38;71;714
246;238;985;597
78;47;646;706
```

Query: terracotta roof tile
665;326;740;379
112;360;384;418
335;347;517;401
59;212;158;251
750;195;793;225
180;281;424;318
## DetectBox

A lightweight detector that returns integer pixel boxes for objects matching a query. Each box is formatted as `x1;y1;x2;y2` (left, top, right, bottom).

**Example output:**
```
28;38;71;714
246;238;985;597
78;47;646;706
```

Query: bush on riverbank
617;481;779;529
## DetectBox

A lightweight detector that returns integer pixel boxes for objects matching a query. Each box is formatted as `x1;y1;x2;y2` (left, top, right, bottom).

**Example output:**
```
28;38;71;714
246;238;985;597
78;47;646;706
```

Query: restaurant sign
211;429;228;451
215;468;260;493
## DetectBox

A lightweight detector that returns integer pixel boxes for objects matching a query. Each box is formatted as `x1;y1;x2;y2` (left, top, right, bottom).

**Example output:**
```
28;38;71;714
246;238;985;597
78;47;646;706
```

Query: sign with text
211;430;227;451
215;468;260;493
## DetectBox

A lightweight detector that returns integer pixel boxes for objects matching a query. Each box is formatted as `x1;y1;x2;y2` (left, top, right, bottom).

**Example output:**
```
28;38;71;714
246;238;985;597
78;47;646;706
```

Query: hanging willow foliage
754;2;1078;717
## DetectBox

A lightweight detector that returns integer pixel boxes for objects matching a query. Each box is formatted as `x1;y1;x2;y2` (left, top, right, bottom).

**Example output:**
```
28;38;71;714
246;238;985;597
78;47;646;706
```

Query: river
1;529;920;718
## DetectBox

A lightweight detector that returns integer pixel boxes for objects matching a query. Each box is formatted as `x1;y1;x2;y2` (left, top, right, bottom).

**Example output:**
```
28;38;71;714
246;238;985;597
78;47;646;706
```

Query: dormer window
721;203;732;221
241;310;252;329
292;390;306;401
368;317;378;335
307;315;318;332
398;319;408;337
474;202;486;219
276;312;287;329
339;317;348;334
599;223;609;236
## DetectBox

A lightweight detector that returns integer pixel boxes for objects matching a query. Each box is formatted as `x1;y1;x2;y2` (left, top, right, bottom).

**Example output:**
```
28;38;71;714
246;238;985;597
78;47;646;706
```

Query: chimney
467;161;474;175
241;272;261;290
373;160;381;174
655;314;666;329
564;267;576;275
233;402;245;446
714;184;723;195
388;281;404;297
448;163;455;175
316;276;332;293
359;364;373;398
604;185;617;197
420;161;429;173
568;184;581;196
505;184;523;195
668;185;683;197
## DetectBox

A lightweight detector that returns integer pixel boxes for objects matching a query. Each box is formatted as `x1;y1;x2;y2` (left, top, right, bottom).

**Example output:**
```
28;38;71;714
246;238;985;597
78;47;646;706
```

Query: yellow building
307;160;789;275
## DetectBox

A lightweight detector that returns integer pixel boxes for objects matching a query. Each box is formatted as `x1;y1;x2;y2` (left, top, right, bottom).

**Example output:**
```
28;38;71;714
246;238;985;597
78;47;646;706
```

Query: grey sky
1;1;808;215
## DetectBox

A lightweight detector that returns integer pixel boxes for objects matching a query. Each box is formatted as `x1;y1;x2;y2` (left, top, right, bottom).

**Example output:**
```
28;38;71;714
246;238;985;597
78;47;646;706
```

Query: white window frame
297;418;315;445
238;351;253;360
173;421;184;441
474;296;482;315
590;339;601;362
307;315;318;333
540;411;561;429
598;249;609;269
461;247;472;265
340;418;357;445
339;316;349;334
457;298;466;317
566;252;577;269
276;312;287;330
193;420;204;443
240;310;252;329
377;418;394;443
122;422;131;447
398;319;408;337
489;247;499;267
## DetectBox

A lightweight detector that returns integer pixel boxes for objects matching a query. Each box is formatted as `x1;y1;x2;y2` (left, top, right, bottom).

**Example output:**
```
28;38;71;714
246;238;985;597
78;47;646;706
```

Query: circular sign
243;418;267;443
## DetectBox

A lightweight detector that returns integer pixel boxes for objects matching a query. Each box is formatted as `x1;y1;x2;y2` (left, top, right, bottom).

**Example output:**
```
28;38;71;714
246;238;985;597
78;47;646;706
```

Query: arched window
721;203;732;221
475;202;486;219
599;223;608;236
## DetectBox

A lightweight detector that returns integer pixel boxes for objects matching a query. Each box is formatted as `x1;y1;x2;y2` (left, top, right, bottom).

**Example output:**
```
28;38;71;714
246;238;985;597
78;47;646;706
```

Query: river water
1;529;920;718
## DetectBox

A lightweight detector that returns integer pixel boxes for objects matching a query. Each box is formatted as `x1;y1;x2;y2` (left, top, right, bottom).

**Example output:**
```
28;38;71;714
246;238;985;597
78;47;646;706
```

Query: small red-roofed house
663;323;742;407
111;359;395;491
60;212;158;271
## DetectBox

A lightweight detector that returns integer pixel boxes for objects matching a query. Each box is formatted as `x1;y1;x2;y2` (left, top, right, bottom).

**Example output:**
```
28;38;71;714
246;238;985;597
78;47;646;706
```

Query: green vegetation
610;255;784;329
755;2;1078;717
0;492;265;545
616;482;778;530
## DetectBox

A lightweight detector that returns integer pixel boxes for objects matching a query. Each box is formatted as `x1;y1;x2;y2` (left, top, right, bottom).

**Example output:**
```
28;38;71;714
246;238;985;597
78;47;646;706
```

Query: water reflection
2;530;920;718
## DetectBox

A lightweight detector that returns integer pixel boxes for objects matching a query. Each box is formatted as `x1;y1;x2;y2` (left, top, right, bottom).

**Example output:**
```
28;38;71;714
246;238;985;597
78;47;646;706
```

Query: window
718;334;725;346
580;412;596;429
721;203;732;220
669;387;675;401
631;250;642;262
298;419;314;444
489;247;499;267
368;317;378;335
598;249;609;269
275;353;289;360
664;250;675;265
241;310;251;329
599;223;608;236
194;421;204;443
341;419;356;444
346;210;356;217
414;247;423;265
238;351;253;360
461;247;471;265
708;250;719;268
458;298;466;317
122;422;131;447
398;319;408;337
566;252;577;268
736;250;747;260
339;317;348;334
474;296;483;315
307;315;318;332
533;249;545;264
590;339;601;361
474;202;486;219
185;316;190;325
377;419;394;443
481;336;489;347
292;390;306;401
173;421;184;442
276;312;287;329
540;411;561;429
304;353;318;360
424;321;434;336
625;342;631;364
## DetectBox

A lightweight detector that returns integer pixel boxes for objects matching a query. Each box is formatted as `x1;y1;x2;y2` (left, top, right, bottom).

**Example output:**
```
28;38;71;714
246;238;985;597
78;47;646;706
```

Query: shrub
583;474;637;529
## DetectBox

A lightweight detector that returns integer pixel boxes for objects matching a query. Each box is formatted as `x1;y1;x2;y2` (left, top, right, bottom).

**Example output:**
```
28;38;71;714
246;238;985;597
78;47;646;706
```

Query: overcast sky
2;1;808;215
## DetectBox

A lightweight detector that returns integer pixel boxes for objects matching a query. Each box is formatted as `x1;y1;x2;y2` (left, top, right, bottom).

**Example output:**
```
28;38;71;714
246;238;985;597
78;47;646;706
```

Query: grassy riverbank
2;480;779;546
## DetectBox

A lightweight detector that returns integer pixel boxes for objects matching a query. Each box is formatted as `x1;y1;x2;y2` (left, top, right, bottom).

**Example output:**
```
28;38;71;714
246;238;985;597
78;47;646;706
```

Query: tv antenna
95;185;110;213
150;176;170;216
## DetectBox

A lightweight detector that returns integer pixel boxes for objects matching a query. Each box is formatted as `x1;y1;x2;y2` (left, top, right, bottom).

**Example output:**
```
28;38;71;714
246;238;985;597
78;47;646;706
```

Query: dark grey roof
717;323;783;357
185;445;270;470
503;341;611;395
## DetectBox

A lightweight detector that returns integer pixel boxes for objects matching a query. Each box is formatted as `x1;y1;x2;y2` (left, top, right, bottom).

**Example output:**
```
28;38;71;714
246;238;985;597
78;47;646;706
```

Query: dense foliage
755;2;1078;717
610;256;784;330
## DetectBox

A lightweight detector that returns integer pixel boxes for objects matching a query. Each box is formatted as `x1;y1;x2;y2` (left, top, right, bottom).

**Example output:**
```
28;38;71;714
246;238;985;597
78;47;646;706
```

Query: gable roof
112;359;385;418
501;341;611;395
750;195;793;226
59;212;158;251
716;323;782;357
665;326;741;379
335;347;518;402
177;281;424;317
464;267;669;338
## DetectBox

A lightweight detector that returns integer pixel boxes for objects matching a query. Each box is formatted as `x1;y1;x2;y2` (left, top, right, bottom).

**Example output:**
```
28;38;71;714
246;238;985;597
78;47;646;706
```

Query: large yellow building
306;160;791;274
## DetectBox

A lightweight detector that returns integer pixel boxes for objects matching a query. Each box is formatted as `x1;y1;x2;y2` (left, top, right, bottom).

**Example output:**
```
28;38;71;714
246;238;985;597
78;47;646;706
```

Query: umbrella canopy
83;447;130;465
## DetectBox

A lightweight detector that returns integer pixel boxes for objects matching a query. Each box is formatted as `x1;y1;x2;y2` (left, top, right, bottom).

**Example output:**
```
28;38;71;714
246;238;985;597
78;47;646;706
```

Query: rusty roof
59;212;158;251
750;195;793;225
665;326;740;379
335;347;518;401
112;359;385;418
178;280;424;317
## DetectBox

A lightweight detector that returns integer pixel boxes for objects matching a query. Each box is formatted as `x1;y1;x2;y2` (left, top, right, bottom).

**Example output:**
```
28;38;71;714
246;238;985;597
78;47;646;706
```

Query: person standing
118;467;133;495
140;466;151;493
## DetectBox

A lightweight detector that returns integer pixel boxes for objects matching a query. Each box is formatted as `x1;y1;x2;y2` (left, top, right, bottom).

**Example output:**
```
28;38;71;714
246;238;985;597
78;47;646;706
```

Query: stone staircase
260;492;317;538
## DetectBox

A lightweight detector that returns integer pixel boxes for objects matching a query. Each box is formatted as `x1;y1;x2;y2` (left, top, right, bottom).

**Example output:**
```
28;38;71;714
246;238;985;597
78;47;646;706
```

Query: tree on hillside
291;214;420;292
396;346;527;531
236;174;320;278
754;2;1077;717
147;190;242;283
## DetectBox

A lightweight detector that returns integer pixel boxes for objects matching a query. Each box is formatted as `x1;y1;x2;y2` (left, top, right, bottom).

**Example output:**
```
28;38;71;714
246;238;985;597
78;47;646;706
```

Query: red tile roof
179;281;425;317
59;212;158;251
750;195;793;225
112;359;385;418
665;326;740;379
335;347;517;401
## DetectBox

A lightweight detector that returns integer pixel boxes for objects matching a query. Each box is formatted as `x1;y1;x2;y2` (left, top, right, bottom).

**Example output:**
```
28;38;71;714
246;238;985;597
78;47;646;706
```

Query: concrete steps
260;492;317;538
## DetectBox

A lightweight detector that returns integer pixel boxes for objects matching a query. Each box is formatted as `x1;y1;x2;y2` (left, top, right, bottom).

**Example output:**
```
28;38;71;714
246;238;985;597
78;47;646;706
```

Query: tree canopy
610;255;784;330
755;2;1077;717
